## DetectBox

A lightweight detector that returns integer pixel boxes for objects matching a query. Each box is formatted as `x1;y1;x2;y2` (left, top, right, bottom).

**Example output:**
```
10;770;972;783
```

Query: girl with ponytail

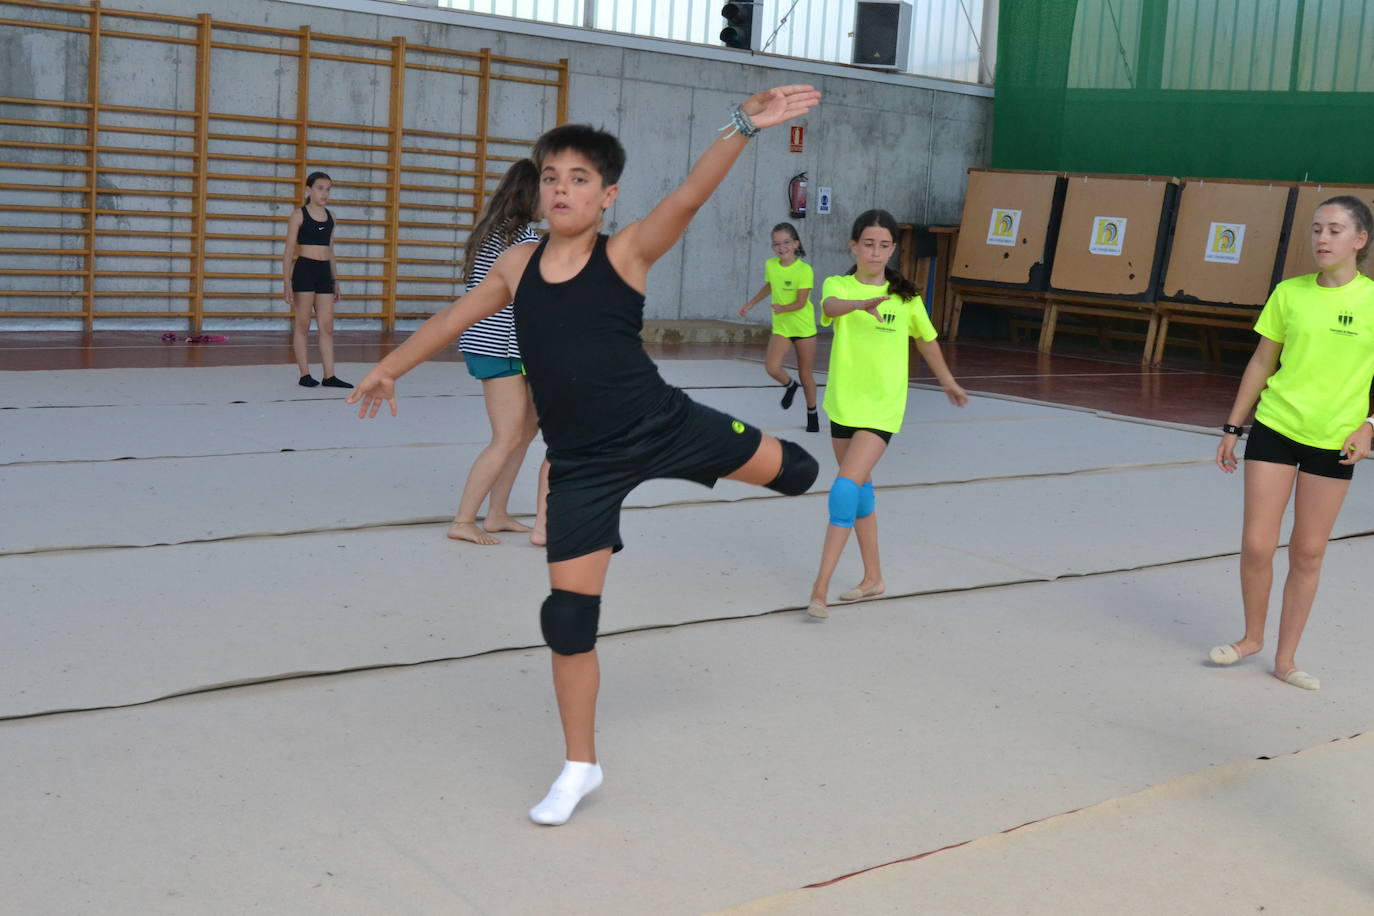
806;208;968;619
738;221;820;431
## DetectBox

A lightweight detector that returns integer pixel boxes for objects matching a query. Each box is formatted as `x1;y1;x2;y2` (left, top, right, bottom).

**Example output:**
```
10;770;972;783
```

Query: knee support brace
766;438;819;496
540;589;601;655
856;481;875;519
828;476;861;527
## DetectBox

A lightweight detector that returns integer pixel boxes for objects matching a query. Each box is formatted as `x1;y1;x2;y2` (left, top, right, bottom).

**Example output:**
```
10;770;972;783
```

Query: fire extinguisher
788;172;808;219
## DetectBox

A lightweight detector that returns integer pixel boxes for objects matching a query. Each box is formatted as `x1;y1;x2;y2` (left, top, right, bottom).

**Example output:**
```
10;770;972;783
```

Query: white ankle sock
529;760;602;826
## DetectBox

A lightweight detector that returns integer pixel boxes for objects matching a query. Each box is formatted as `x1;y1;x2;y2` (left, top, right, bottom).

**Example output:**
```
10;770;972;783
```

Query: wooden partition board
950;170;1065;290
1050;176;1177;300
1160;180;1294;307
1282;184;1374;281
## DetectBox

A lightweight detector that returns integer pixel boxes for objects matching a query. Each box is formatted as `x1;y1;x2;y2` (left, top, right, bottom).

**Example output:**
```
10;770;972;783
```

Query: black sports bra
297;206;334;245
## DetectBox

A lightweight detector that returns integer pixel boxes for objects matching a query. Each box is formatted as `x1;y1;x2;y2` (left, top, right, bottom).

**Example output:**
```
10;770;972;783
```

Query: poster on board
1205;222;1246;264
1089;216;1127;256
986;208;1021;246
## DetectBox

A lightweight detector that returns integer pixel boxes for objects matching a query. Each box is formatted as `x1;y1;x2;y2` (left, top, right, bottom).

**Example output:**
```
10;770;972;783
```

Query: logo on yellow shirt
1332;310;1358;336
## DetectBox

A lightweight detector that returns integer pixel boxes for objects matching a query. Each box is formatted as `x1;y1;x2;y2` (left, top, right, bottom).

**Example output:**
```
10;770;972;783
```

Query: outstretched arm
823;295;887;319
347;246;530;417
617;85;820;274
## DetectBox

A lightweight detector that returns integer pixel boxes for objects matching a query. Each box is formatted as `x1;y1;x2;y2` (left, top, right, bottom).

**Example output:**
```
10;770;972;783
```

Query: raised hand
346;366;398;418
862;296;887;320
740;84;822;130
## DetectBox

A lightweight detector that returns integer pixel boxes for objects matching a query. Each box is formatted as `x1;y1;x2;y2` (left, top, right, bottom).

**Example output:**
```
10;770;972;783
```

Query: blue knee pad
540;589;601;655
828;477;861;528
856;481;875;519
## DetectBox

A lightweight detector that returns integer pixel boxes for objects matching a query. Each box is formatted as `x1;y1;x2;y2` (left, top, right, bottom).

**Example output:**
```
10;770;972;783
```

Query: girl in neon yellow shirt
738;223;820;432
806;209;968;618
1211;195;1374;690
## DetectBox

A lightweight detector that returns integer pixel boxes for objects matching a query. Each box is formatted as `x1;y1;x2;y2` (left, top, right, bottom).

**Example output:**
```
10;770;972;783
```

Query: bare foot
839;580;885;602
448;521;499;545
484;514;532;534
529;527;547;547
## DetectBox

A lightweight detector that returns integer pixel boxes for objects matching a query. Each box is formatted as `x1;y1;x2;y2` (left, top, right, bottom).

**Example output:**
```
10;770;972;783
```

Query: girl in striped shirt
449;159;544;545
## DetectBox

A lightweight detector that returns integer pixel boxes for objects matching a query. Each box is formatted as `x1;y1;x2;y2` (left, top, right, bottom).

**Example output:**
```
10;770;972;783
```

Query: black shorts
291;256;335;294
830;421;893;444
1245;420;1354;481
544;387;764;563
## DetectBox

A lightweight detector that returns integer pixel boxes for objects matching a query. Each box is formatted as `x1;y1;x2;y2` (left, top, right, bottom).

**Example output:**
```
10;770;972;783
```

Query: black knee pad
540;589;601;655
766;438;819;496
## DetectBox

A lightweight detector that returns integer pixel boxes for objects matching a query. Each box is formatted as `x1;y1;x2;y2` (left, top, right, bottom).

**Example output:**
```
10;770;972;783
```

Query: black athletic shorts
1245;419;1354;481
830;421;893;444
291;256;335;294
544;387;764;563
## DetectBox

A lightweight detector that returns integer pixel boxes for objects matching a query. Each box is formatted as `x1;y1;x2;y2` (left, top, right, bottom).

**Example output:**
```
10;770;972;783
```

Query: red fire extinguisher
788;172;808;219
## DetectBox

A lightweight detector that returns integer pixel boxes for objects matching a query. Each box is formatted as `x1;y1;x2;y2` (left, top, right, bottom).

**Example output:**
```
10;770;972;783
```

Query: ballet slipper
1276;669;1320;691
839;584;885;602
806;600;828;619
1208;643;1241;666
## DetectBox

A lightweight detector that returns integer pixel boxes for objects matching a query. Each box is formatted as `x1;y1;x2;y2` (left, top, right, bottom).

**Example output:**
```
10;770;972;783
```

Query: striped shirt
457;222;541;359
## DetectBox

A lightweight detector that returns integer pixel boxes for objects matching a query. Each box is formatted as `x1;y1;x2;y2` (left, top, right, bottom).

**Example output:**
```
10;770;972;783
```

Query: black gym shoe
780;380;800;409
806;410;819;433
321;376;354;389
299;374;320;387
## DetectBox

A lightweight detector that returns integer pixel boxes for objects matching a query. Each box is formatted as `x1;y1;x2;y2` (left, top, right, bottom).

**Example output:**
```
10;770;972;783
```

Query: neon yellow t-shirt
765;257;816;339
1254;273;1374;449
820;273;938;433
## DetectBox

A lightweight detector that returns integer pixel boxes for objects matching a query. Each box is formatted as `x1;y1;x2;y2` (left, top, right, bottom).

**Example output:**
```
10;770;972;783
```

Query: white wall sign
1204;221;1246;264
986;208;1021;246
1089;216;1127;255
817;186;832;214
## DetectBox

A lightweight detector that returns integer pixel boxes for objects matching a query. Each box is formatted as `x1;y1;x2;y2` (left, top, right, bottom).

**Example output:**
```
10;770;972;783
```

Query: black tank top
513;234;670;450
297;206;333;245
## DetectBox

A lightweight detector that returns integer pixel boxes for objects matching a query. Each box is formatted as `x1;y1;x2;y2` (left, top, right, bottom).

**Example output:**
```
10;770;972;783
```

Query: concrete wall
0;0;992;328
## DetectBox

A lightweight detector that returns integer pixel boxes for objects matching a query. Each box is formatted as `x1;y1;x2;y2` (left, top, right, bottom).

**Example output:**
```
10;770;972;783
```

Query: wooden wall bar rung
0;96;91;109
0;15;85;32
205;132;296;146
404;62;481;78
0;162;93;172
101;146;195;158
210;112;299;126
209;39;301;56
0;118;90;131
100;28;195;45
103;6;197;24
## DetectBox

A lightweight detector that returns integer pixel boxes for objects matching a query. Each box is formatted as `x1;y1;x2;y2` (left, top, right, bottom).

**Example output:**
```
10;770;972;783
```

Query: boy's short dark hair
531;124;626;186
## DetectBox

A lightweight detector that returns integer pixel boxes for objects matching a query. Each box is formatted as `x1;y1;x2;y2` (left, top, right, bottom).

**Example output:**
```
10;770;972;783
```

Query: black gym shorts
1245;419;1354;481
291;256;335;294
543;387;764;563
830;421;893;445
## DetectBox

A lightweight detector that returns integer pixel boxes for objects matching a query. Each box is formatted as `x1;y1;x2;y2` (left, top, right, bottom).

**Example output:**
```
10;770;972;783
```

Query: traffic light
720;2;755;50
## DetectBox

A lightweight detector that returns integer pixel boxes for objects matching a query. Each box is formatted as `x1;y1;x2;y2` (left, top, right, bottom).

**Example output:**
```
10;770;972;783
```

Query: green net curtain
993;0;1374;183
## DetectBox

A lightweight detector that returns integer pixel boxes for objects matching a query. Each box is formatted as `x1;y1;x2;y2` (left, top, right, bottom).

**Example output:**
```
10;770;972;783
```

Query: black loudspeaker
852;1;912;71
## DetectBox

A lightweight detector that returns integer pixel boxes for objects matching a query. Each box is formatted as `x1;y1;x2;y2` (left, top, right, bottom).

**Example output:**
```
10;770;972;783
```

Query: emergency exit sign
789;125;804;152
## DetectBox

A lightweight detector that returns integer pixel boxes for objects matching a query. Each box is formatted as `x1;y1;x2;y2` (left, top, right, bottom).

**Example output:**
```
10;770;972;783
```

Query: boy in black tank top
349;85;822;826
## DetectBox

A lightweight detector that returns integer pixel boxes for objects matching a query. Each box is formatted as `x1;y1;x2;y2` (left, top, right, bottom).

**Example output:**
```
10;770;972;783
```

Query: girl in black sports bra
282;171;351;388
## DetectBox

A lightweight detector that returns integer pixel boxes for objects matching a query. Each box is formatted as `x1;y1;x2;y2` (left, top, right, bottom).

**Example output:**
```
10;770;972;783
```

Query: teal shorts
463;353;524;380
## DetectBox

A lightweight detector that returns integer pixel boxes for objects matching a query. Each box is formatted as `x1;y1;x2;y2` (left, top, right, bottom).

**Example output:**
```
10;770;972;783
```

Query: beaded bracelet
718;104;761;140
